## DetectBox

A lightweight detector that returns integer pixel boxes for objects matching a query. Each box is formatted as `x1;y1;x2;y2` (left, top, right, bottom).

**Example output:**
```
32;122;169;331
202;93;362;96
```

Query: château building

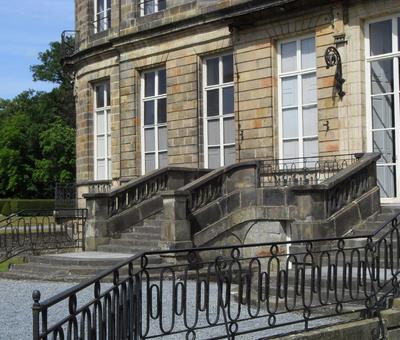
64;0;400;205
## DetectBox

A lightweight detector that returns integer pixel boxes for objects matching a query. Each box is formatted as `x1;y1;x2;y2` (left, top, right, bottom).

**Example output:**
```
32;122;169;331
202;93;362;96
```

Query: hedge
0;199;55;216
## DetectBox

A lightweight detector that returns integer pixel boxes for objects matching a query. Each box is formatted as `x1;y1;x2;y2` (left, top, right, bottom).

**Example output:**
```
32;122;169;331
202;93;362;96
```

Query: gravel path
0;279;348;340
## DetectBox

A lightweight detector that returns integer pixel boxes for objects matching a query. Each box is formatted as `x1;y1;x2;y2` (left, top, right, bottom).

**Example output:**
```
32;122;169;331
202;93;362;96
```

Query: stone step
27;253;130;267
120;231;160;240
109;238;159;248
130;225;160;235
97;244;156;254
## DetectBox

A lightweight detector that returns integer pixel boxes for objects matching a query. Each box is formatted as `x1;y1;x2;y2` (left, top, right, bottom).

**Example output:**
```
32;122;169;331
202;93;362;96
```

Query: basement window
94;0;111;33
140;0;166;16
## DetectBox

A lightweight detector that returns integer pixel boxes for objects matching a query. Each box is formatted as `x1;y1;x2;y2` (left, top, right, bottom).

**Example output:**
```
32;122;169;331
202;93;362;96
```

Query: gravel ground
0;278;348;340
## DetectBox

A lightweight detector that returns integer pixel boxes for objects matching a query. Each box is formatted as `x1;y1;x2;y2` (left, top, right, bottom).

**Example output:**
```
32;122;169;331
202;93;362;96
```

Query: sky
0;0;74;99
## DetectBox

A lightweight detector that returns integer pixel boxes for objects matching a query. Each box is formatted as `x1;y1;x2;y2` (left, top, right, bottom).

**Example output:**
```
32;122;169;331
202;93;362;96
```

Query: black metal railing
0;209;87;263
31;212;400;339
259;153;359;187
61;30;79;59
55;183;77;209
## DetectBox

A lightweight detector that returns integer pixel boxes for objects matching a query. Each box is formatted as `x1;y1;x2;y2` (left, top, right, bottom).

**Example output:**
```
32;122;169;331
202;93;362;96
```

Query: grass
0;257;26;272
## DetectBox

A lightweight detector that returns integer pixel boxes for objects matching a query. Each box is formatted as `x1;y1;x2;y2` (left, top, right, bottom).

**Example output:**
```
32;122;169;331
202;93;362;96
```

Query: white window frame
94;0;111;33
365;15;400;202
94;81;112;180
277;34;318;161
140;0;166;16
202;53;235;168
141;68;168;174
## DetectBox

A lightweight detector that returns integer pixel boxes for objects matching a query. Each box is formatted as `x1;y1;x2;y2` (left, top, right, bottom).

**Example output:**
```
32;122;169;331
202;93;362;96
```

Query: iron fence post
133;272;142;340
32;290;41;340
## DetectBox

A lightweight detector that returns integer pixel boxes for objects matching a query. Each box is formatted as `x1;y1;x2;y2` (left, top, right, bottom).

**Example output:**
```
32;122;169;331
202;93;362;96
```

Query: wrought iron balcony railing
60;30;79;59
31;211;400;339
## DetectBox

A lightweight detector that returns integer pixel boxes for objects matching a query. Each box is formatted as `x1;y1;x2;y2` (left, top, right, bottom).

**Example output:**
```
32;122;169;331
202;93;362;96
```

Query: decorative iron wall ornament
324;46;346;98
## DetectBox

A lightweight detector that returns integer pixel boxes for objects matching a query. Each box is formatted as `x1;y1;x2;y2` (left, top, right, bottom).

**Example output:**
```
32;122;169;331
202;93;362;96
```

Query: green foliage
0;199;55;216
0;41;76;198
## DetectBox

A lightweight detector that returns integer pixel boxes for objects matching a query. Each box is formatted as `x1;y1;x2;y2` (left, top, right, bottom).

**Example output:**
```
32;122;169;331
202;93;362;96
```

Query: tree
0;41;76;198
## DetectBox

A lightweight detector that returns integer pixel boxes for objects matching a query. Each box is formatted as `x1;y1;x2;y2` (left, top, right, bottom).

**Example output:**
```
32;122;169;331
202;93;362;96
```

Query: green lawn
0;257;26;272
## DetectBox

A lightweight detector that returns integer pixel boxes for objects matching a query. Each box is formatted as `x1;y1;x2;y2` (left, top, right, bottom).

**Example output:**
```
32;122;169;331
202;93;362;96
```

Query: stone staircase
0;212;164;282
349;205;400;237
97;212;162;254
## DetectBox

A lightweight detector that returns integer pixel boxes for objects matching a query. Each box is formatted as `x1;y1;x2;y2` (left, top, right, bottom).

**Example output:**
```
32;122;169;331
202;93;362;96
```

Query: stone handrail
179;161;259;213
291;152;380;216
83;167;210;218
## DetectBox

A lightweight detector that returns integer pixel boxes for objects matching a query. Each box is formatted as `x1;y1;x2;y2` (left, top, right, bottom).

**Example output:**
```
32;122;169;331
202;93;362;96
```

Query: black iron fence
259;153;359;186
0;209;87;263
32;211;400;339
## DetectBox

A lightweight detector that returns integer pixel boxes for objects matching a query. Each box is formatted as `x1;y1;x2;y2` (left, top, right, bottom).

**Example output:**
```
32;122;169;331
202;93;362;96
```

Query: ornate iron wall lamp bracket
325;46;345;98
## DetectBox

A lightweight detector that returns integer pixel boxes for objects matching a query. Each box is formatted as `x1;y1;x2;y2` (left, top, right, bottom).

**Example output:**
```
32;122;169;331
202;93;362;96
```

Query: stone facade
69;0;400;201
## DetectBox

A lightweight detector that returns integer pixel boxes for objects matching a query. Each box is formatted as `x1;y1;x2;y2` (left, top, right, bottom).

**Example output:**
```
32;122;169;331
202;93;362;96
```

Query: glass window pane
398;18;400;52
97;159;106;180
377;166;396;198
157;98;166;123
97;0;104;13
373;129;395;164
106;82;110;106
303;106;318;137
107;110;111;133
158;126;167;150
283;140;299;159
158;69;166;95
370;20;392;56
282;108;298;139
302;73;316;104
107;159;111;180
96;84;104;108
144;72;155;97
371;59;393;94
224;146;235;165
303;138;318;158
281;41;297;73
372;95;394;129
107;136;111;157
145;153;156;172
301;37;315;69
223;86;234;115
145;128;155;152
144;0;155;15
96;111;105;134
223;118;235;144
144;100;155;125
97;136;106;157
282;76;298;107
159;152;168;167
223;55;234;83
106;0;111;9
207;119;220;145
208;147;220;168
158;0;166;11
207;89;219;116
207;57;219;86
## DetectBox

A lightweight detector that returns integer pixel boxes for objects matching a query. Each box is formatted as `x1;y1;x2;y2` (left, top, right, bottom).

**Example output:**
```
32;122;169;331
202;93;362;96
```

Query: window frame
93;81;112;181
202;53;235;168
139;0;166;16
365;15;400;201
277;34;318;161
140;67;168;174
94;0;111;33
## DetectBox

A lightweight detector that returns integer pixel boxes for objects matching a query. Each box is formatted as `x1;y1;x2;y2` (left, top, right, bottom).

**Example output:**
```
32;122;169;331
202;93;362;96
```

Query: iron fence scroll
0;209;87;263
32;212;400;339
